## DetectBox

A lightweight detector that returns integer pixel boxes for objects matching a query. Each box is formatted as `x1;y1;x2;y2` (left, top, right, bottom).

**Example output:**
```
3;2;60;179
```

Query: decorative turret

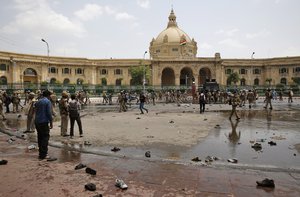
167;9;177;28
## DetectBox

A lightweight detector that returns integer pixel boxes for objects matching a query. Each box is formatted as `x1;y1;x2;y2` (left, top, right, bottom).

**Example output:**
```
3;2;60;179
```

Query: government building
0;9;300;90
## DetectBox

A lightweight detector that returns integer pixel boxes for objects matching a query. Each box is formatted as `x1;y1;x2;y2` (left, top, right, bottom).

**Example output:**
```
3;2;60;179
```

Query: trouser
5;104;10;113
60;114;69;135
200;102;205;113
0;108;5;119
230;106;239;119
70;116;83;136
35;123;50;159
265;99;273;109
26;115;35;132
13;103;19;113
139;102;148;114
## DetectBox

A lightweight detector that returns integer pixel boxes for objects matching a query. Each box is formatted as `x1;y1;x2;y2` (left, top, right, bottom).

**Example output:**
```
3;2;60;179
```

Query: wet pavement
0;97;300;196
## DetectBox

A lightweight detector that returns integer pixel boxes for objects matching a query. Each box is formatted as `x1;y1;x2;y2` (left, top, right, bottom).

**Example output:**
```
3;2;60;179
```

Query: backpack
68;101;79;118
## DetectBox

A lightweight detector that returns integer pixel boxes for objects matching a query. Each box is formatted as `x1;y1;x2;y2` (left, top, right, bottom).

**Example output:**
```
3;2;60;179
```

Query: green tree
227;72;240;86
266;78;272;86
129;64;150;86
292;77;300;85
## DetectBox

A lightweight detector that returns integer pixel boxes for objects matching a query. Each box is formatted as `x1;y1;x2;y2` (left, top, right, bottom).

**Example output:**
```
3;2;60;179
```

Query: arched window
63;78;70;84
116;79;122;86
77;78;83;85
50;78;56;84
254;78;259;86
240;78;246;86
280;78;287;85
24;68;37;76
0;76;7;84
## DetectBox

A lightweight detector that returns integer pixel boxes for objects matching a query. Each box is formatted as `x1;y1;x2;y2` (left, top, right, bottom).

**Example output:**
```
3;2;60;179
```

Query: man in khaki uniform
229;91;241;120
0;91;6;120
264;88;273;110
59;91;69;136
24;92;36;133
247;89;255;109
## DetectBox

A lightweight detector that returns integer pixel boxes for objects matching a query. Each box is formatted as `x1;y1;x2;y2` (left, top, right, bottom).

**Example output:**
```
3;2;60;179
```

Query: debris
204;119;207;121
145;151;151;158
136;117;141;119
146;135;154;138
28;144;37;150
191;157;201;162
270;136;286;140
115;179;128;190
227;158;238;163
75;163;86;170
294;153;297;156
111;147;121;152
84;141;92;146
252;143;262;150
0;160;8;165
256;139;266;142
85;167;97;175
256;178;275;188
17;114;22;118
268;141;277;146
7;139;13;144
205;156;214;162
92;194;103;197
85;183;96;191
169;120;174;123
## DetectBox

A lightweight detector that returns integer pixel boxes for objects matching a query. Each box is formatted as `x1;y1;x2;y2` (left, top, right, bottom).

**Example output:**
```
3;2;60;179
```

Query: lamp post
251;52;255;86
41;38;50;68
143;51;147;93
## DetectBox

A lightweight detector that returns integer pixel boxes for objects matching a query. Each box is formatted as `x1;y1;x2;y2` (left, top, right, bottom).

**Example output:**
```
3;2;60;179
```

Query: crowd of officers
0;88;296;122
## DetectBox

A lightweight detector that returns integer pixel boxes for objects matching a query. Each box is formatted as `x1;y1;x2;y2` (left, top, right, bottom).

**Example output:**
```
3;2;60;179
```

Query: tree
292;77;300;85
129;64;150;86
227;72;240;86
266;78;272;86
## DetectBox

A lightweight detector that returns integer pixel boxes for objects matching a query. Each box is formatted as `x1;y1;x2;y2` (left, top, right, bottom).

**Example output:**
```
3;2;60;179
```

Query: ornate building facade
1;9;300;88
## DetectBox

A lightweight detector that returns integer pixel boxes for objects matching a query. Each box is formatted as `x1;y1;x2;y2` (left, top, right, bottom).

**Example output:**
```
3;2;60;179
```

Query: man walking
139;92;148;114
34;90;56;161
68;94;83;138
264;88;273;110
199;91;206;114
229;91;240;120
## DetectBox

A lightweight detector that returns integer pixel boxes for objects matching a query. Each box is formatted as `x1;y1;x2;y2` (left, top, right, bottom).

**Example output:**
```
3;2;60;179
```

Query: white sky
0;0;299;59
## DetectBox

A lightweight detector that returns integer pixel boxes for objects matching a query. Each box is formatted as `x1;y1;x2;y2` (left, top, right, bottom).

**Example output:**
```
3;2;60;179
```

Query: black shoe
256;178;275;188
86;167;97;175
269;107;273;110
75;163;86;170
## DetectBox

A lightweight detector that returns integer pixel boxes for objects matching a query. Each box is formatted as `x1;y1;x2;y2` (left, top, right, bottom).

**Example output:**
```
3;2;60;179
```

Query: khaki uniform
0;97;6;120
59;97;69;136
264;90;273;109
229;94;240;120
25;97;36;132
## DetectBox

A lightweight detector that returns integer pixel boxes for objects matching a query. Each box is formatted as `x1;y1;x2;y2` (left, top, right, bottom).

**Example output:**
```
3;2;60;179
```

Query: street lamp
41;38;50;68
143;51;147;93
251;52;255;86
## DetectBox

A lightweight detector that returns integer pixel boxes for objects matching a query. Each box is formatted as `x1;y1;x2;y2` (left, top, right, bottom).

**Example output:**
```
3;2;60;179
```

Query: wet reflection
266;110;272;130
59;145;81;163
228;119;241;145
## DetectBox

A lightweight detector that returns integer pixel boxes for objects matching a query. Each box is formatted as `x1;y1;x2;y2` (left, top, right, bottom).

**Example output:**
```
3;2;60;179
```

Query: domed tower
149;9;197;59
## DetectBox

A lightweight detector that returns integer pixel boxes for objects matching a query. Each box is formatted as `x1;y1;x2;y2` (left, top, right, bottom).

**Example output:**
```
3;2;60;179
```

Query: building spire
167;9;177;28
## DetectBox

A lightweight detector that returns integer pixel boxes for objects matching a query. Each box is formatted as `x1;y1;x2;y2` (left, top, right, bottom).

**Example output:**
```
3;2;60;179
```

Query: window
172;48;178;52
254;68;261;74
240;69;247;75
49;67;57;74
254;78;259;86
280;78;287;85
240;78;246;86
226;69;232;75
24;68;37;76
101;69;107;75
279;68;288;74
76;68;84;75
50;78;56;84
155;49;160;53
0;76;7;84
293;67;300;73
114;69;122;75
0;64;7;71
62;68;70;74
77;78;83;85
116;79;122;86
63;78;70;84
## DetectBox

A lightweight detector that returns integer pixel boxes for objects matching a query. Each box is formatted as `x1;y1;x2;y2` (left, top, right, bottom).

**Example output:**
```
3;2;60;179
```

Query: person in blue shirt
34;90;56;161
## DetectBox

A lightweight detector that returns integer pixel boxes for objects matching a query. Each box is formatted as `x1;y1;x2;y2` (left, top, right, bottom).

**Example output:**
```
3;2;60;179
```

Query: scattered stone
85;167;97;175
0;160;8;165
294;153;297;156
92;194;103;197
111;147;121;152
7;139;13;144
191;157;201;162
136;117;141;119
268;141;277;146
169;120;174;123
227;158;238;163
28;144;37;150
204;119;207;121
115;179;128;190
146;135;154;138
252;143;262;151
271;136;286;140
256;178;275;188
17;114;22;118
75;163;87;170
85;183;96;191
145;151;151;158
205;156;214;162
84;141;92;146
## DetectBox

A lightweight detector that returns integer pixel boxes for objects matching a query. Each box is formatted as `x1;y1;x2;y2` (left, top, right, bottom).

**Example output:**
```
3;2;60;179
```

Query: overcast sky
0;0;299;59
